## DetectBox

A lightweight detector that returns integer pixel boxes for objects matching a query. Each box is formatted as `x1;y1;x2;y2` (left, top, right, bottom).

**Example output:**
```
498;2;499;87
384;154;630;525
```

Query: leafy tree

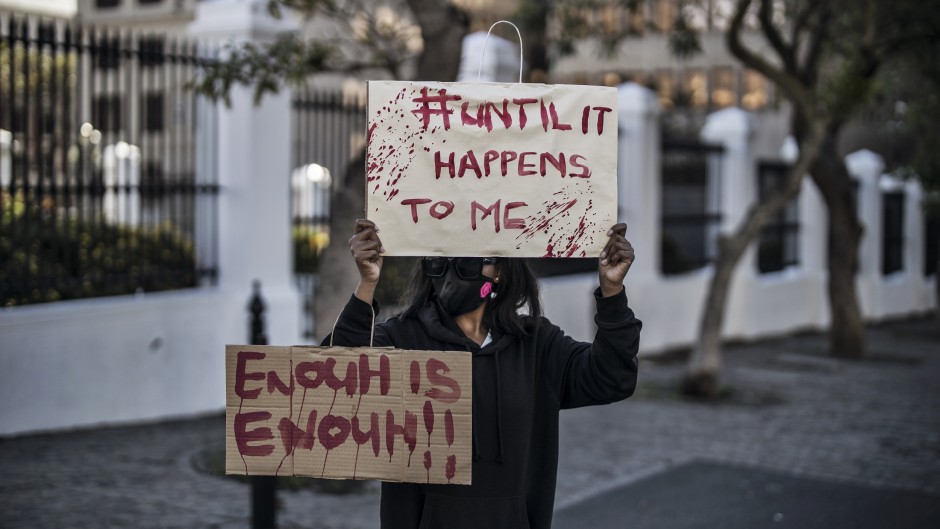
680;0;940;395
192;1;468;336
192;0;467;104
874;11;940;320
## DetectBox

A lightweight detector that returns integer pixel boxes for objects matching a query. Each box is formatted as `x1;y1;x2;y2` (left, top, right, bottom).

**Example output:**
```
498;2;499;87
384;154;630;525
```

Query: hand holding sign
350;219;385;304
598;223;634;297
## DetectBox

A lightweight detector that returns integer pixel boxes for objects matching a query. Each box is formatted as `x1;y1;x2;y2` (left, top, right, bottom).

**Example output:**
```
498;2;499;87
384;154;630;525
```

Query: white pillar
189;0;301;345
616;83;660;280
700;107;756;335
845;149;884;317
905;179;925;281
781;135;829;326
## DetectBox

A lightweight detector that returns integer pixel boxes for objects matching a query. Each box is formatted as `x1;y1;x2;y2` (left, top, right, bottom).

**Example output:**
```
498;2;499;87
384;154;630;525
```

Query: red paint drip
423;401;434;448
444;410;454;447
445;455;457;483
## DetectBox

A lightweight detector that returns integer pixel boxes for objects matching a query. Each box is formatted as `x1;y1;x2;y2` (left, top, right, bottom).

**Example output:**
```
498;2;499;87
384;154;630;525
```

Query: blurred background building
0;0;935;437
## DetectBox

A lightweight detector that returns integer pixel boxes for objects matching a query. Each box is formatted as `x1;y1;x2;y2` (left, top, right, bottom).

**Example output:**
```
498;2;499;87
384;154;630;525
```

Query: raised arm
547;223;642;408
350;218;385;305
321;219;392;347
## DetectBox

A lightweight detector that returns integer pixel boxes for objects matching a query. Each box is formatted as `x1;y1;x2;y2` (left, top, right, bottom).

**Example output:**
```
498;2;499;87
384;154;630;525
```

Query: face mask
431;270;494;317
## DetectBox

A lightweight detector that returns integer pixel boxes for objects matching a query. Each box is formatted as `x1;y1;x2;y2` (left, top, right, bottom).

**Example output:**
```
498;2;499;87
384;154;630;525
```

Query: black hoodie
327;286;641;529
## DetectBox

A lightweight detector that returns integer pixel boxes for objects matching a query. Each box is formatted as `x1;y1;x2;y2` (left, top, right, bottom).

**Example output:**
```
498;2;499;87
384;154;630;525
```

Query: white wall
0;290;229;435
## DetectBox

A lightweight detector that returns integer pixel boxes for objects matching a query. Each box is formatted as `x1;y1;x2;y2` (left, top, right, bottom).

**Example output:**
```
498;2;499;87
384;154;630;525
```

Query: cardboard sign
225;345;472;485
366;81;618;257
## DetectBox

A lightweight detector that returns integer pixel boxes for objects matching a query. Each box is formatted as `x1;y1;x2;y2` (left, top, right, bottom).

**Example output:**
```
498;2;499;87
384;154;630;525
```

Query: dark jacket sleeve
320;294;395;347
545;287;642;409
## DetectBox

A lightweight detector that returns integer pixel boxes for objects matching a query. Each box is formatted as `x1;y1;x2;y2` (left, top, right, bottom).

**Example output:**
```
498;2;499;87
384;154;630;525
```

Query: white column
905;179;925;281
189;0;302;345
617;83;660;280
845;149;884;317
905;179;935;311
700;107;756;335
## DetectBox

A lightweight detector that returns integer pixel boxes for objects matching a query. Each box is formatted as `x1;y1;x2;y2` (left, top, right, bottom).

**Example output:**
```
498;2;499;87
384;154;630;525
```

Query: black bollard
248;280;277;529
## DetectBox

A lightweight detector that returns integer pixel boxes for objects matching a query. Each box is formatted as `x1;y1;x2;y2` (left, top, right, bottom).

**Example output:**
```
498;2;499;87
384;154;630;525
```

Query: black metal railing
291;87;366;339
756;160;800;274
925;215;939;277
660;138;724;275
882;191;905;276
0;13;219;307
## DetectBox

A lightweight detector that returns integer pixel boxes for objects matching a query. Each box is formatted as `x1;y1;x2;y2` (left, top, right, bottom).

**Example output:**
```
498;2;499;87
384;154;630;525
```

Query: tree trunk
683;126;824;397
809;137;867;358
682;236;747;397
406;0;468;81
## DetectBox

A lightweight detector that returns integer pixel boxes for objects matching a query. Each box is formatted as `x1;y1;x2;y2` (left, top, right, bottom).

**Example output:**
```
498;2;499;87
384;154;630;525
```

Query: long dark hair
398;258;543;337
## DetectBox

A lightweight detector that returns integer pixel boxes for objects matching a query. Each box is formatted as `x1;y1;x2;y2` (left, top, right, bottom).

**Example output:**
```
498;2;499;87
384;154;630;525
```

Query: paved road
554;461;940;529
1;317;938;528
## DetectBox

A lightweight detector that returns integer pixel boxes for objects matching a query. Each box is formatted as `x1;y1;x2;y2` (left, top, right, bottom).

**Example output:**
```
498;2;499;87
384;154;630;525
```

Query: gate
0;13;219;306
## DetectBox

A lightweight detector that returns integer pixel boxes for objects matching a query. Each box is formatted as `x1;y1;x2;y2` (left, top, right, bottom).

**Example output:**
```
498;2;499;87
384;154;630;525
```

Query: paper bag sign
226;345;472;485
366;81;618;257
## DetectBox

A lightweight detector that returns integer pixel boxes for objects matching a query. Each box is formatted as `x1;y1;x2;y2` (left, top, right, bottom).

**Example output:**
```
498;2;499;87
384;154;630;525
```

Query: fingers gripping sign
598;223;635;297
350;219;385;304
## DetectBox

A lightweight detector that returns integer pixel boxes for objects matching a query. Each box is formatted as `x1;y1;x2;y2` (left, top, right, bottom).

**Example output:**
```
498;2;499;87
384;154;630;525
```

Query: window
138;0;163;4
742;70;768;110
655;70;676;109
926;216;939;277
711;67;736;109
96;0;121;7
628;1;646;35
661;140;723;275
882;192;905;275
681;69;708;109
757;161;800;273
92;94;122;132
142;93;164;132
654;0;678;31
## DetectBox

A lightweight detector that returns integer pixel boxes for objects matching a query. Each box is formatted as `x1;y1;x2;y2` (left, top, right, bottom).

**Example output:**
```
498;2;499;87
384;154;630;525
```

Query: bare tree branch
758;0;796;74
726;0;817;122
800;3;830;87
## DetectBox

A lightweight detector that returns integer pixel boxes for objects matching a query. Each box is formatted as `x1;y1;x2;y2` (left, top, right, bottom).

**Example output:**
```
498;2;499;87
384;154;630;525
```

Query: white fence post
845;149;884;317
700;107;756;336
189;0;301;345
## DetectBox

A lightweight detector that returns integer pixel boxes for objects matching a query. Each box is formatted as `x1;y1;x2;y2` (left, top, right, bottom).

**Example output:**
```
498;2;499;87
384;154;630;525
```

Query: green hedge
1;195;197;307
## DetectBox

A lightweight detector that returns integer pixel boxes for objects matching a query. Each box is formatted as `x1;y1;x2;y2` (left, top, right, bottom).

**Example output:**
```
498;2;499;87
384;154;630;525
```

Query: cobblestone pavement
1;318;938;528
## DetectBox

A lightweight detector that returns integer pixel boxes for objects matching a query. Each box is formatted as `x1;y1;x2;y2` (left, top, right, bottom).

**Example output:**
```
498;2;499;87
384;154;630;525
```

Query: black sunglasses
421;257;499;280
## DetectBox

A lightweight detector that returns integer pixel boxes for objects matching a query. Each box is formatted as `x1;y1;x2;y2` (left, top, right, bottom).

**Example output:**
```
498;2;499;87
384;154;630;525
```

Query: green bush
293;225;328;274
1;193;197;307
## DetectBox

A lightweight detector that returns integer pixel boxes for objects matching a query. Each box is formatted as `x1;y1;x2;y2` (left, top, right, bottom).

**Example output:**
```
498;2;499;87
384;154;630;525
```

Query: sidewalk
1;317;938;528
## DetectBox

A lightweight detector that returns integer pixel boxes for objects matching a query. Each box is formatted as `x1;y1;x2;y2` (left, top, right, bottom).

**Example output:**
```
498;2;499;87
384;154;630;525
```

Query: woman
327;218;641;529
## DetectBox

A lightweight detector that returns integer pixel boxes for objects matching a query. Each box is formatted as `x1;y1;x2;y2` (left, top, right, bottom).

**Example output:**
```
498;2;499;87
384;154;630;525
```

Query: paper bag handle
328;303;376;347
477;20;524;83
